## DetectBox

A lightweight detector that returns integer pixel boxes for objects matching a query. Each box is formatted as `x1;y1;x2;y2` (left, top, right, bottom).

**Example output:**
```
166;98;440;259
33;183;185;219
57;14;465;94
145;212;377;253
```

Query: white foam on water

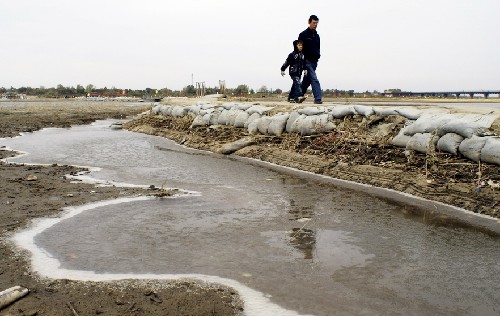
11;196;310;316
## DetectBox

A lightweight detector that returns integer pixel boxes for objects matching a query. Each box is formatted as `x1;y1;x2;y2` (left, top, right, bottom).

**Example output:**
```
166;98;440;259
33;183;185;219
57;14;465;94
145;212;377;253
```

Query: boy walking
281;40;307;103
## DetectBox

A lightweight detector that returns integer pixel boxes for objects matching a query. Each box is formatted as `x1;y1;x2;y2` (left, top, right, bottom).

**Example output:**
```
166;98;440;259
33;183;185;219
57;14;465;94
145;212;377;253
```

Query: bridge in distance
382;90;500;98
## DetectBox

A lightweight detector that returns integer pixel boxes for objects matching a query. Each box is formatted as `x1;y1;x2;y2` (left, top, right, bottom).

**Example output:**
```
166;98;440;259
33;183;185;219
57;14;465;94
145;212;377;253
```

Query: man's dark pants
301;60;322;102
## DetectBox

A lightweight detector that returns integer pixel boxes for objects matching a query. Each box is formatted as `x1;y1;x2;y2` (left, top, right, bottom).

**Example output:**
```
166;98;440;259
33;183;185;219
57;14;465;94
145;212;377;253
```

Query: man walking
299;15;322;104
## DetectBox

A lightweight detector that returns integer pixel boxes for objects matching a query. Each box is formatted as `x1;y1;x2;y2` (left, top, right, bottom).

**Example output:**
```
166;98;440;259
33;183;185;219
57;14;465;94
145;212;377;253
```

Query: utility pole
191;73;193;86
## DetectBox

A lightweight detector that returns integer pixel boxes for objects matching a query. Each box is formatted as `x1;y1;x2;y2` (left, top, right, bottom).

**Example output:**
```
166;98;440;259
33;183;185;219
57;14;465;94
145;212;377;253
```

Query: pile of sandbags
151;102;500;165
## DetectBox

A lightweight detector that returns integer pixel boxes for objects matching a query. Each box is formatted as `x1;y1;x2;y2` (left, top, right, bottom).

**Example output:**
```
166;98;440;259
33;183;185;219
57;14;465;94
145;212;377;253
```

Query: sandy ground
0;102;242;315
1;98;500;315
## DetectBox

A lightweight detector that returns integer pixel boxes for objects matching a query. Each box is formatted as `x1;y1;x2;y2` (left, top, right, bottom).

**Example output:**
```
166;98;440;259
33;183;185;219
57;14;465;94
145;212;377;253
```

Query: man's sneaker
297;96;307;103
314;100;323;104
289;99;297;103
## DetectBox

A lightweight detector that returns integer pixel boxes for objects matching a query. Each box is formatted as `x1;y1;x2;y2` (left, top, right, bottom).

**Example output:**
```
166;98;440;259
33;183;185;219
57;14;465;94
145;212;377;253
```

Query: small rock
25;175;38;181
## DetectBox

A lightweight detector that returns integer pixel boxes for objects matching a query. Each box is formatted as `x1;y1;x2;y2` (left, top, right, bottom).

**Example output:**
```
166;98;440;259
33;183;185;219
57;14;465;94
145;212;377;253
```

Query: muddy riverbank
0;103;241;315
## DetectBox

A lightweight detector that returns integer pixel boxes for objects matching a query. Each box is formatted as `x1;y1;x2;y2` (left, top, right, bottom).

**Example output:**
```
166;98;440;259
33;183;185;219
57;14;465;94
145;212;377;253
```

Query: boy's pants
288;76;302;101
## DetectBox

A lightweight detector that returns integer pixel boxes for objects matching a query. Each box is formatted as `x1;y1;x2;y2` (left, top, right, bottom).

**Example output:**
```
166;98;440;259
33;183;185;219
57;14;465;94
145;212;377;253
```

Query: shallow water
2;120;499;316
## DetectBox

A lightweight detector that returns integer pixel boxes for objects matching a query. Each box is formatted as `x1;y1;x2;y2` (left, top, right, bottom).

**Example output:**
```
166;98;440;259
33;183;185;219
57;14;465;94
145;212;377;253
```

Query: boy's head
294;40;303;52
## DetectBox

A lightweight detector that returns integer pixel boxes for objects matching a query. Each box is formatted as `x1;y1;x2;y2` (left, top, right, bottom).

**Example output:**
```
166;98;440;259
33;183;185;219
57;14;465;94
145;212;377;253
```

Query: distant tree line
1;84;384;99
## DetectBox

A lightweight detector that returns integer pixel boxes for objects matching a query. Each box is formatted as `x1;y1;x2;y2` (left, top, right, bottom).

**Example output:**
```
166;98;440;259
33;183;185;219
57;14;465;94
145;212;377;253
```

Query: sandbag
171;106;188;118
391;131;412;148
160;105;172;116
296;114;335;136
458;136;488;163
267;113;290;136
373;107;399;116
436;133;464;155
330;106;356;118
219;138;255;155
235;103;252;111
354;105;375;117
394;107;422;120
441;113;499;138
217;110;230;125
244;113;261;128
190;114;209;128
227;109;244;126
246;105;274;115
402;112;455;136
247;118;260;134
221;102;237;110
289;114;307;134
185;105;201;114
285;111;301;133
209;111;222;125
151;104;162;115
297;106;326;116
480;137;500;166
234;111;250;128
257;116;273;134
406;133;439;154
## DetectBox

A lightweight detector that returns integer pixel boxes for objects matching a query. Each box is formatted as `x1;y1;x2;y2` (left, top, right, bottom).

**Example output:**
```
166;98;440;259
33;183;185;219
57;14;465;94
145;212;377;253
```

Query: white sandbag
160;105;172;116
220;138;255;155
217;110;230;125
289;114;307;133
246;105;274;115
244;113;261;128
458;136;488;162
190;114;204;128
441;113;499;138
297;106;326;116
403;113;456;136
286;111;301;133
267;113;290;136
185;105;201;114
209;111;222;125
227;109;244;126
296;114;335;136
406;133;439;154
200;103;216;110
330;105;356;118
247;118;260;134
354;105;375;117
234;111;250;128
151;104;162;115
436;133;464;155
373;107;399;116
221;102;237;110
394;107;422;120
257;116;273;135
480;137;500;166
235;103;252;111
391;131;412;148
171;106;189;118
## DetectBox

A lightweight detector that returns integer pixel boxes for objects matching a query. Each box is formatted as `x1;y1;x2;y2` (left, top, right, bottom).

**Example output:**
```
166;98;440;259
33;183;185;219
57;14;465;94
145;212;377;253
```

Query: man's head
308;15;319;31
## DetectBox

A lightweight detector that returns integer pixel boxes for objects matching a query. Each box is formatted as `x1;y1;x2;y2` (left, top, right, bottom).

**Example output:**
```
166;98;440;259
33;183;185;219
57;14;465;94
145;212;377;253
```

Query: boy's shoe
297;96;307;103
314;100;323;104
289;99;297;103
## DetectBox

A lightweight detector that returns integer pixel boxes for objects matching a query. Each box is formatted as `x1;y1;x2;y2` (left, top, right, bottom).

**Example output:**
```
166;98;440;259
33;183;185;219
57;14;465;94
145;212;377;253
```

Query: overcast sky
1;0;500;92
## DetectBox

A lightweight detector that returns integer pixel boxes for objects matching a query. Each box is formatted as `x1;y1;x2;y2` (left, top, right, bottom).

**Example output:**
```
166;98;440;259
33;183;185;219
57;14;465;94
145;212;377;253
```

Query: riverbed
3;119;499;316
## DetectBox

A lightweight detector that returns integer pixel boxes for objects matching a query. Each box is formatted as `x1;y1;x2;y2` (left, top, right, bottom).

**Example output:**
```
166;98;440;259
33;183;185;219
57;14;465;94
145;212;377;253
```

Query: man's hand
281;71;285;77
304;70;308;76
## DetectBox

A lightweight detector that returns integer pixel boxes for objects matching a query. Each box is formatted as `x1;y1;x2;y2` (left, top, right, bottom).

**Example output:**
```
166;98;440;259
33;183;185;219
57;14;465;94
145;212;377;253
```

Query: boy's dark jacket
280;40;305;77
